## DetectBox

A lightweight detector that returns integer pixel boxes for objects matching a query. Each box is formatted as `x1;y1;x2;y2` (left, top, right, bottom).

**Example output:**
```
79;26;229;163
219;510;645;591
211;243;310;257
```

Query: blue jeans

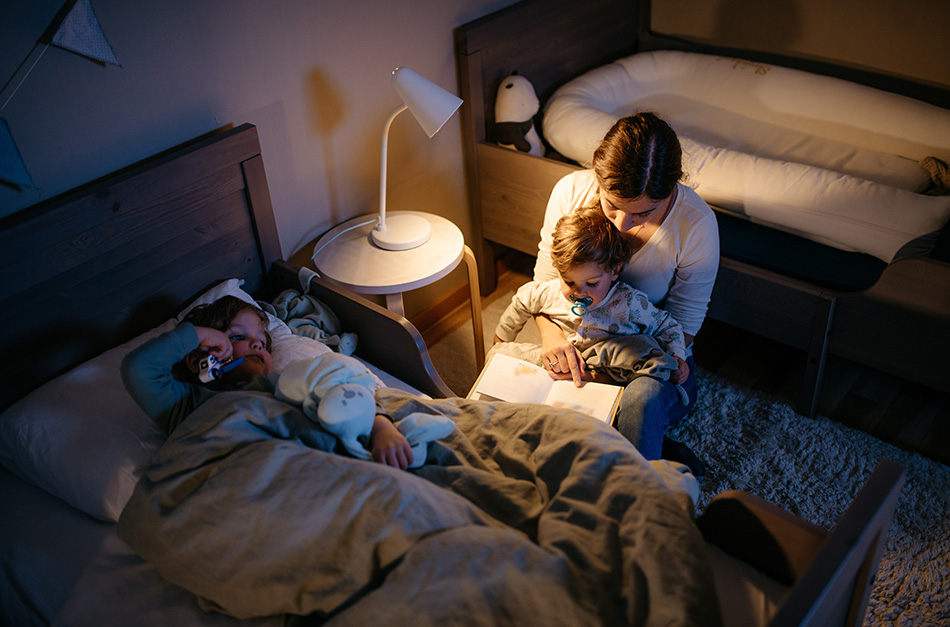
614;355;697;459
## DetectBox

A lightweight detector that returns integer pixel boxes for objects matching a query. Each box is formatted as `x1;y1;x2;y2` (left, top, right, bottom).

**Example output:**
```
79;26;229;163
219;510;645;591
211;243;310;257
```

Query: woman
533;112;719;471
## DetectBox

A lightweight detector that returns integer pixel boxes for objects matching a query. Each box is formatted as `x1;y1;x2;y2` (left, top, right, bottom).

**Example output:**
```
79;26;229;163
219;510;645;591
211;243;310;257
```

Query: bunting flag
50;0;120;66
0;118;34;188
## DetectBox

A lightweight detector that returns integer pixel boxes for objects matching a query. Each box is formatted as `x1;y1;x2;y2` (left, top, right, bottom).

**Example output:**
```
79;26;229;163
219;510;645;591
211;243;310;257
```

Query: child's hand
194;326;233;362
669;356;689;384
370;415;413;470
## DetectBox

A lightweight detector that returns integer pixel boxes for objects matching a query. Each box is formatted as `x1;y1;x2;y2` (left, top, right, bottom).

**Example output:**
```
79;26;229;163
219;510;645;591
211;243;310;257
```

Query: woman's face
558;261;620;309
600;189;666;234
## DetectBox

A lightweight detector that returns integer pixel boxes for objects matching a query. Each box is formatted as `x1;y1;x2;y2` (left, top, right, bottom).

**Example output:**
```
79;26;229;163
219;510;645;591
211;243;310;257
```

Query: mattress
543;50;950;262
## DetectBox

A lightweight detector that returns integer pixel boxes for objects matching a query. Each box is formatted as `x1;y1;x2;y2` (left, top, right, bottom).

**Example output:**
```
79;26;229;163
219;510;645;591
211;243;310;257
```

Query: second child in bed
491;205;690;396
121;295;415;469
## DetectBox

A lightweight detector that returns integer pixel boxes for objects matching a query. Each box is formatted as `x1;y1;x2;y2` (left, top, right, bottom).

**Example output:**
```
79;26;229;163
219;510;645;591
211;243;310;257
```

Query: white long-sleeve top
532;170;720;339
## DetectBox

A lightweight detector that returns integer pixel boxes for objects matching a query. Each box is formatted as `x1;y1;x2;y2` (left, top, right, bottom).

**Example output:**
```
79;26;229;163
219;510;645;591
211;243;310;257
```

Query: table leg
385;293;406;317
462;245;485;369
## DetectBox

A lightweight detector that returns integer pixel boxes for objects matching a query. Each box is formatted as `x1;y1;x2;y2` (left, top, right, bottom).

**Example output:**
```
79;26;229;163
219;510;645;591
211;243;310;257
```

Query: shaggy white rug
669;369;949;626
427;298;950;626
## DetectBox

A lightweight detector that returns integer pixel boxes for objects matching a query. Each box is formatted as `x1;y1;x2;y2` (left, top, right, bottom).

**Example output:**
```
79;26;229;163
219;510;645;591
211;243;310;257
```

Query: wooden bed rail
270;260;455;399
699;459;906;627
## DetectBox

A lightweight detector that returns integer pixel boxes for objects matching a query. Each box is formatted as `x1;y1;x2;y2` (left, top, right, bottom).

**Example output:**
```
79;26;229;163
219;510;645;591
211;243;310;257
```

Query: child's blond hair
551;205;631;274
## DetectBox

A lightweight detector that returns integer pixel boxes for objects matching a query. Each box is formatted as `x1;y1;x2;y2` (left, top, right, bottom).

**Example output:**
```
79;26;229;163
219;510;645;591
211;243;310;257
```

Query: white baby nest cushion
543;50;950;261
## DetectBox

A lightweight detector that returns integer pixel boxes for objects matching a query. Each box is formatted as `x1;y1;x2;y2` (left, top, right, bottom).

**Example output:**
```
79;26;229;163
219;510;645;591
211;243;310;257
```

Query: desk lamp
371;67;463;250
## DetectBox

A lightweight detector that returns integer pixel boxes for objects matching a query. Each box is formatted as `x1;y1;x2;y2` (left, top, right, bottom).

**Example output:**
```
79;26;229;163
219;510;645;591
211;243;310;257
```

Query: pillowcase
0;278;333;522
0;321;171;522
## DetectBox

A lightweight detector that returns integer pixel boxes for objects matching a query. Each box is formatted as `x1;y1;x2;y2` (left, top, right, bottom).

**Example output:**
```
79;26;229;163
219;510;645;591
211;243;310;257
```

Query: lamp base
371;213;432;250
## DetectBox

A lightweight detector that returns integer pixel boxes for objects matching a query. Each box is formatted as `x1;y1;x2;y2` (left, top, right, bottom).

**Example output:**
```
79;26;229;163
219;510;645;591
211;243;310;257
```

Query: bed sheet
0;465;282;627
118;387;719;625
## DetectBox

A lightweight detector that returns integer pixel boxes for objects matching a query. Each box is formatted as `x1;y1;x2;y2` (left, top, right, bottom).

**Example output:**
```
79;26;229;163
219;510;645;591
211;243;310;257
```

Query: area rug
668;369;949;626
426;298;950;626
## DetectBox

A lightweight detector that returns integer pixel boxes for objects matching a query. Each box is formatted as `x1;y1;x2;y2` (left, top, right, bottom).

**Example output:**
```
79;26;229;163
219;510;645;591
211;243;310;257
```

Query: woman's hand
536;315;586;386
669;356;690;385
370;415;413;470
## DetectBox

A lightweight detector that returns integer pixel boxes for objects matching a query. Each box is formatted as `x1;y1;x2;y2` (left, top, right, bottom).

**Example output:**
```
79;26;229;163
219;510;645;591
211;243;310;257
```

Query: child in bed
121;295;415;469
491;205;689;387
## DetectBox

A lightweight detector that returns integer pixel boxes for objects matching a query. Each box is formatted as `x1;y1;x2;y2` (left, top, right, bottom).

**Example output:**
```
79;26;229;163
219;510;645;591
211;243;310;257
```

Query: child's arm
121;322;217;435
369;415;413;470
638;297;691;384
623;290;688;362
494;281;547;343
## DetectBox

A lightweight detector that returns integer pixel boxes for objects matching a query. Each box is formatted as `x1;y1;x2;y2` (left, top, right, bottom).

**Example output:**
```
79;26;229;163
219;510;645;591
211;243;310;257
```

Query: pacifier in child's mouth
570;295;593;316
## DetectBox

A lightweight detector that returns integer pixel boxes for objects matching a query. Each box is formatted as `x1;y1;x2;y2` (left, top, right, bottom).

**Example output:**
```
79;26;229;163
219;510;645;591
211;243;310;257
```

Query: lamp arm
378;103;408;232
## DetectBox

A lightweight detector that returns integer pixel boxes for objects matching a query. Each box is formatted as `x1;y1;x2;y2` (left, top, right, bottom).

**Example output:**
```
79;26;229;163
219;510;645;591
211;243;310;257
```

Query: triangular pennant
0;118;34;188
51;0;120;66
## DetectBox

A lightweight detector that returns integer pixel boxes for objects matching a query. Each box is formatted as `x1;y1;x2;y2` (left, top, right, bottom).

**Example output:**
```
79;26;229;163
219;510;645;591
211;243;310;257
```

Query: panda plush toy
494;72;543;156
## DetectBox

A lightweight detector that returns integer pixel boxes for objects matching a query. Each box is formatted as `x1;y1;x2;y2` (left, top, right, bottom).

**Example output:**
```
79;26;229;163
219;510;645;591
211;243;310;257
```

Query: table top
311;211;465;294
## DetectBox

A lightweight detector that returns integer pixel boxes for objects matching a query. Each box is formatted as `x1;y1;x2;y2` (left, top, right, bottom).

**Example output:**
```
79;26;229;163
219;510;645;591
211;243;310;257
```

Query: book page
546;380;621;423
469;353;551;404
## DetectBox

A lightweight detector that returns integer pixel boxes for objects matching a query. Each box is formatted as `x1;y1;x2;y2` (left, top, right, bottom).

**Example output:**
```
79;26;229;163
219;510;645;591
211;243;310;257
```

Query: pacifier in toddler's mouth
570;295;593;316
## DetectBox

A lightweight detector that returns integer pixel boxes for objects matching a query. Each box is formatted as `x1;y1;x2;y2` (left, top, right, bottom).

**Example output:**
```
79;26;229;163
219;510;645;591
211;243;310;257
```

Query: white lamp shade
391;67;463;138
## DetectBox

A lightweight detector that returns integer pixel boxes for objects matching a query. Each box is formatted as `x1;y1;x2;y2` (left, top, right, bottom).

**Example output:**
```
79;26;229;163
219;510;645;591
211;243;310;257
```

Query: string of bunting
0;0;119;189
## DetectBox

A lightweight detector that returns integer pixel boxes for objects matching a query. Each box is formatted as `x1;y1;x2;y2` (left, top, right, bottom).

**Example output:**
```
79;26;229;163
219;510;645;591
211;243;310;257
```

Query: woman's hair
172;295;272;382
551;205;632;274
591;112;683;201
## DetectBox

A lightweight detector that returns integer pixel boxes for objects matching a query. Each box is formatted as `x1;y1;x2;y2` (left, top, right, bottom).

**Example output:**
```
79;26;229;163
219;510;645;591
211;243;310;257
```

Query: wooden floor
424;252;950;467
693;317;950;467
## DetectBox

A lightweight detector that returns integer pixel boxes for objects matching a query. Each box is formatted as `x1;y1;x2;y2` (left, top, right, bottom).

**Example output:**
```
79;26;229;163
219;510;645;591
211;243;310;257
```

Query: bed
454;0;950;417
0;122;724;625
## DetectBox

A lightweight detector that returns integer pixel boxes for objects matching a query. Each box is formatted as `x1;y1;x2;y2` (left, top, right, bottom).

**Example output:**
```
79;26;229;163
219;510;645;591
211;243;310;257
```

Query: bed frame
0;123;451;415
454;0;950;417
699;459;906;627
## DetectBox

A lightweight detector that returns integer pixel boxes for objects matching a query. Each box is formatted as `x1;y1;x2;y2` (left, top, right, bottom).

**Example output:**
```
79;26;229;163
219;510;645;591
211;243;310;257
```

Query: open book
467;353;622;424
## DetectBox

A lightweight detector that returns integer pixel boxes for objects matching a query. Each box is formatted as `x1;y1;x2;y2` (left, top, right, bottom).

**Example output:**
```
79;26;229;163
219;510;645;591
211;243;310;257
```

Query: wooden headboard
0;124;281;412
0;122;454;411
455;0;642;293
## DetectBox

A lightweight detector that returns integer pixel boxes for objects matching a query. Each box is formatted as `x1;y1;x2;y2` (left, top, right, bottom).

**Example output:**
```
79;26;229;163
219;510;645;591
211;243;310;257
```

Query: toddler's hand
669;356;689;385
370;415;413;470
195;327;233;362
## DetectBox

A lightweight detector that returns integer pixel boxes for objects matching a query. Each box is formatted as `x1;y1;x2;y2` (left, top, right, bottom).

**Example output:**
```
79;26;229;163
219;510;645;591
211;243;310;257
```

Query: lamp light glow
371;67;463;251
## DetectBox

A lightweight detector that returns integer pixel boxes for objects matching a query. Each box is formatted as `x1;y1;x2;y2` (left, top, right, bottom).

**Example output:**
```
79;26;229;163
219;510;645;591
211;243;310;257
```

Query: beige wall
651;0;950;87
0;0;518;316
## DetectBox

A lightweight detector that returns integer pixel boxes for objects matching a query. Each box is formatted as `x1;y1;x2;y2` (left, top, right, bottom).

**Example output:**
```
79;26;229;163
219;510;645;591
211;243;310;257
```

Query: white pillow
680;136;950;262
0;321;171;522
0;278;333;522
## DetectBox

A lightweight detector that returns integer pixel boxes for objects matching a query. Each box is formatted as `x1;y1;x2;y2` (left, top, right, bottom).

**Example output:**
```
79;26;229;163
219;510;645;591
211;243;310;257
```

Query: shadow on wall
306;69;347;233
713;0;802;52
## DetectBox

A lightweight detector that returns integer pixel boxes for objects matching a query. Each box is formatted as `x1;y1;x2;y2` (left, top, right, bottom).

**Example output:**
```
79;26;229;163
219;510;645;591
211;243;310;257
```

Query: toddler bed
0;123;724;625
455;0;950;416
